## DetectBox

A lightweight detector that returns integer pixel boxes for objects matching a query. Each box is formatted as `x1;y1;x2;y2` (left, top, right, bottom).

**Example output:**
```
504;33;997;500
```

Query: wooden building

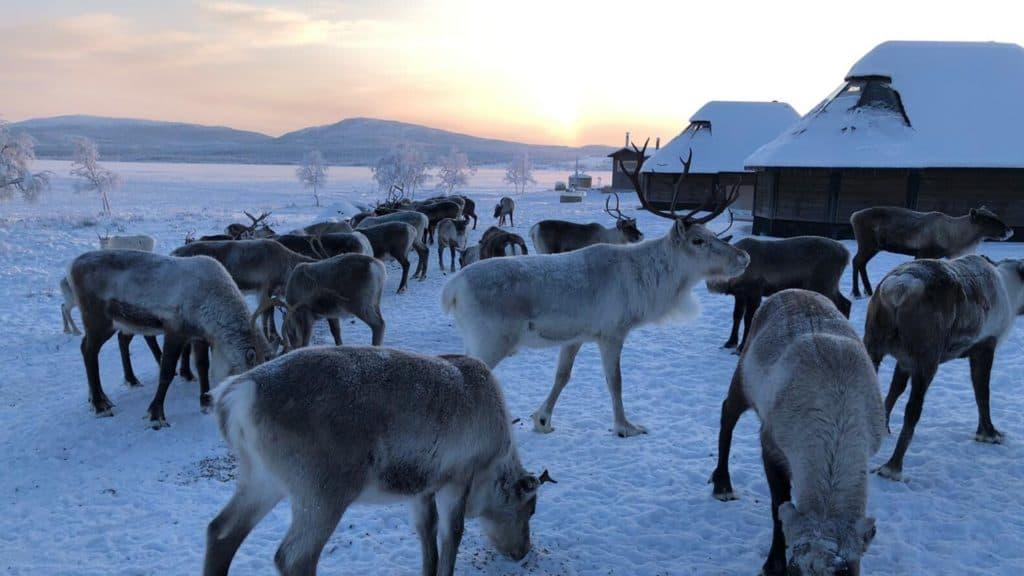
746;41;1024;239
639;101;799;215
607;133;654;193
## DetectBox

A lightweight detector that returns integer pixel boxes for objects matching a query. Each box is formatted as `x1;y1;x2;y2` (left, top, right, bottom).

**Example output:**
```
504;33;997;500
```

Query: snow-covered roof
746;41;1024;169
641;101;799;174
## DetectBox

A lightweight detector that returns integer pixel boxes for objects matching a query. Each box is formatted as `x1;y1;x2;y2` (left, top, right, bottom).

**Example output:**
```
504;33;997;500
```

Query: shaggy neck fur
617;233;701;327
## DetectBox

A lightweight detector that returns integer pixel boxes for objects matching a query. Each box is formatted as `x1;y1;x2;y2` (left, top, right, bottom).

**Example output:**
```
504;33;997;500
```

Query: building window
831;75;912;126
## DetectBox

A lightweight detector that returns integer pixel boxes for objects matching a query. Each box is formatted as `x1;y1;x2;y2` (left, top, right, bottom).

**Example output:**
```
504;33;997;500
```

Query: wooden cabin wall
837;169;908;221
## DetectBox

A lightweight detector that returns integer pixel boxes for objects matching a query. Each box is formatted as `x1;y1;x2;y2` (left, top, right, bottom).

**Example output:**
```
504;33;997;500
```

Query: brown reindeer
530;193;643;254
850;206;1012;298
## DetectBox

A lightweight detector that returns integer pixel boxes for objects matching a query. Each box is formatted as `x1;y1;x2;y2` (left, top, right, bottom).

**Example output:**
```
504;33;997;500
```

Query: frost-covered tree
504;151;535;195
70;137;120;215
0;121;50;202
435;147;475;194
296;149;328;207
372;143;430;197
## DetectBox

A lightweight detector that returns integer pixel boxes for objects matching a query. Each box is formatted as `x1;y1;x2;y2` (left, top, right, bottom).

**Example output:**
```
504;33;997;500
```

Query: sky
1;0;1023;146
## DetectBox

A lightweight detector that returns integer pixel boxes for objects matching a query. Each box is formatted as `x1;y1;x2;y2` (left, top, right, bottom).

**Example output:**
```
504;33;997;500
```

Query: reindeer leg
396;253;410;294
736;289;762;353
851;251;864;298
970;343;1003;443
146;333;187;429
437;241;445;272
411;494;438;576
274;489;353;576
599;336;646;437
723;296;743;349
761;437;792;576
353;307;385;346
855;249;878;297
82;324;116;416
876;364;937;481
118;333;143;387
179;340;195;381
435;483;470;576
710;368;748;500
144;335;162;364
884;365;910;433
195;341;212;411
327;318;342;346
532;342;582;433
204;471;284;576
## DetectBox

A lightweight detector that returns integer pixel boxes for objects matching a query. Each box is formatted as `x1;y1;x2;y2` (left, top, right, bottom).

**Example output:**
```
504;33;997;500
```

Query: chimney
655;137;661;150
625;131;630;148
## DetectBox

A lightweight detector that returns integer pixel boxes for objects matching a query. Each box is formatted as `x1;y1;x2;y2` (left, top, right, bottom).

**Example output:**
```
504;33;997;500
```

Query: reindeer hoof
179;369;195;382
200;393;213;413
873;464;903;482
146;406;169;429
531;412;555;433
614;422;647;438
124;376;143;388
94;406;115;418
975;430;1005;444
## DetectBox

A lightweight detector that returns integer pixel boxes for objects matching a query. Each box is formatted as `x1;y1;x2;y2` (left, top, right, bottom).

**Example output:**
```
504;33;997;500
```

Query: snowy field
2;161;1023;575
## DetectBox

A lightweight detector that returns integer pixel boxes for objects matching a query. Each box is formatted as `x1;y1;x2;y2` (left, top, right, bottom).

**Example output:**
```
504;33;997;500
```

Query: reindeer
417;200;463;244
272;232;371;260
436;218;469;273
443;147;749;437
493;196;515;227
709;290;884;575
850;206;1012;298
255;254;386;350
863;255;1024;481
205;347;552;576
68;250;269;426
355;211;430;280
300;220;354;235
530;194;643;254
356;222;420;293
707;236;851;351
97;234;156;251
226;211;274;239
458;227;529;268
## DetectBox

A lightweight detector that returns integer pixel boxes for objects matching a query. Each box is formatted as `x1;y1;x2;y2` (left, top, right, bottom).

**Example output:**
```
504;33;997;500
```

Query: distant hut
640;101;799;215
746;41;1024;239
608;132;656;193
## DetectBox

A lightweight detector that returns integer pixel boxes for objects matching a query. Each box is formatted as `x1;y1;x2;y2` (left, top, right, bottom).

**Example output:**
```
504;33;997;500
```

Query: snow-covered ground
2;161;1022;575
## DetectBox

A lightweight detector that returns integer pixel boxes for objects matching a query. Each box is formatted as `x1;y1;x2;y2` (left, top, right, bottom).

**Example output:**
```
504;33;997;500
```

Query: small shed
745;41;1024;239
640;101;799;213
608;133;654;192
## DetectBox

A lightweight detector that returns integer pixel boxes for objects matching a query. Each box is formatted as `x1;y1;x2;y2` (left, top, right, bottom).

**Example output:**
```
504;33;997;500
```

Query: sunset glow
2;0;1023;145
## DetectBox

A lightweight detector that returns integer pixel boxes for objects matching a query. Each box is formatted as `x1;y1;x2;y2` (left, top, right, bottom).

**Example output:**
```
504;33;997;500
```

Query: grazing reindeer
707;236;851;351
850;206;1012;298
493;196;515;227
356;222;420;293
710;290;884;575
97;234;156;251
205;347;552;576
417;200;463;244
530;194;643;254
356;211;431;280
68;251;268;426
458;227;529;268
863;255;1024;480
272;232;371;260
457;195;478;229
300;220;353;235
443;151;749;436
226;211;275;239
436;218;469;272
257;254;386;349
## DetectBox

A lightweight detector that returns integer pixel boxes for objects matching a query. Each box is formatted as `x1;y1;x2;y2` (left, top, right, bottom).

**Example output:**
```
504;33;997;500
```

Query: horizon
3;1;1024;146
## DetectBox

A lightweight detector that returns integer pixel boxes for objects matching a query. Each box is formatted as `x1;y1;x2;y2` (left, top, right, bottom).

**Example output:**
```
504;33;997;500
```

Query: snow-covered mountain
9;115;615;166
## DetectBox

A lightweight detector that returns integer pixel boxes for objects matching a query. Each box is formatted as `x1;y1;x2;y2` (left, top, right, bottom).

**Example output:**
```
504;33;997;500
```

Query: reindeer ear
514;475;540;498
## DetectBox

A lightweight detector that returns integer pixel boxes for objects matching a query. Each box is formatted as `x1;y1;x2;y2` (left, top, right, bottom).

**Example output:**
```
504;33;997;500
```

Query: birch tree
296;149;328;206
70;137;120;215
0;121;50;202
504;151;535;195
435;147;475;194
372;143;430;197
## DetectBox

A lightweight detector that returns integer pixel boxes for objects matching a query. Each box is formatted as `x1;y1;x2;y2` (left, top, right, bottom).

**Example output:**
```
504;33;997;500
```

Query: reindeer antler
604;192;628;221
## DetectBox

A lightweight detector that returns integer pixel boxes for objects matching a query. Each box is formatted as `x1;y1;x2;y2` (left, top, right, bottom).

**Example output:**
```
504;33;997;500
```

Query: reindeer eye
691;237;705;246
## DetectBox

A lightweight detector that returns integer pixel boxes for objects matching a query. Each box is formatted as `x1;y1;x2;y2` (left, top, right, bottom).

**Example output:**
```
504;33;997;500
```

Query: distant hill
10;115;615;167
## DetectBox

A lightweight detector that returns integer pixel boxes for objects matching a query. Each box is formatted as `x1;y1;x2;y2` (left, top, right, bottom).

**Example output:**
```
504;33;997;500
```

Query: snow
746;41;1024;169
3;160;1024;575
642;101;800;174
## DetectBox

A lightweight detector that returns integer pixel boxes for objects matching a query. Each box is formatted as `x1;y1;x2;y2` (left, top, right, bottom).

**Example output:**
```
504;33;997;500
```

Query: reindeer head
970;206;1013;241
605;193;643;242
619;141;747;280
780;503;875;576
472;460;556;562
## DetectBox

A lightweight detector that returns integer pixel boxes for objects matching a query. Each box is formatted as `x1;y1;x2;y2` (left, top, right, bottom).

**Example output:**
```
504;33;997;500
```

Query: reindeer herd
55;155;1024;574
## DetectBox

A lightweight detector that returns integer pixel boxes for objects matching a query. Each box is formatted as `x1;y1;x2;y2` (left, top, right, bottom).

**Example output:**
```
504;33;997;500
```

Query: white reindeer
205;347;554;576
442;178;749;437
97;233;156;252
710;290;885;575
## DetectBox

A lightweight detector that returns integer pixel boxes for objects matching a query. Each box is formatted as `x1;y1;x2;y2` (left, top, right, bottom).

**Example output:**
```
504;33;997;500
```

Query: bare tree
296;149;328;207
70;137;120;214
0;121;50;202
436;147;475;194
372;142;430;197
504;151;535;195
